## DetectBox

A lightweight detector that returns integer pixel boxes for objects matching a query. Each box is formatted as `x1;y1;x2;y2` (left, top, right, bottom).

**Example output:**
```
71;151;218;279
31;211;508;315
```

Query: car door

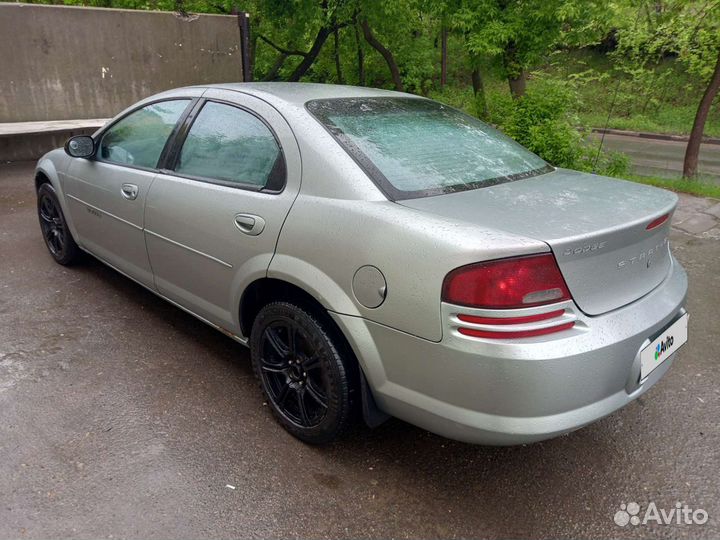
63;96;198;287
144;89;302;333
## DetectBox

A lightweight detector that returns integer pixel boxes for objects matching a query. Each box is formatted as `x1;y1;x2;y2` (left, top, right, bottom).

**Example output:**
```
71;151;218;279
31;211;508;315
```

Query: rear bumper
333;256;688;445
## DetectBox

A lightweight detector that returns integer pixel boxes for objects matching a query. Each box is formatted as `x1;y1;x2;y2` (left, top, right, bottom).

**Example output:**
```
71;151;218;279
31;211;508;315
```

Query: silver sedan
35;83;688;445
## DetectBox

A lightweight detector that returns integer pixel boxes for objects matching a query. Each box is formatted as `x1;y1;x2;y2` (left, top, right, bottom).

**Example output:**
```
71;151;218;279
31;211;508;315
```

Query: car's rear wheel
37;183;80;266
250;301;356;444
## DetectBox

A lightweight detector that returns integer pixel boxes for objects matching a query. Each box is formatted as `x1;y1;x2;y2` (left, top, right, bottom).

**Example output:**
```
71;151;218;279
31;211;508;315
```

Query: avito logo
614;502;708;527
655;335;674;361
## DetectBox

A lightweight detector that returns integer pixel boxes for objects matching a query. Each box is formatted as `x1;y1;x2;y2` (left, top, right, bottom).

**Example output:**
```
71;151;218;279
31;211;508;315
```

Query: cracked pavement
673;193;720;239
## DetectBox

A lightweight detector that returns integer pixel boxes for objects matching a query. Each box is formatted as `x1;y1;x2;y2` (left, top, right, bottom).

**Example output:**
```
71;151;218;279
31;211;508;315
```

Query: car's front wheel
250;301;356;444
37;183;80;265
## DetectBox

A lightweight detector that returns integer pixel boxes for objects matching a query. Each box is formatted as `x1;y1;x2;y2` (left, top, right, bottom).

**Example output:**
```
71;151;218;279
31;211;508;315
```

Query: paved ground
672;192;720;238
593;132;720;181
1;161;719;540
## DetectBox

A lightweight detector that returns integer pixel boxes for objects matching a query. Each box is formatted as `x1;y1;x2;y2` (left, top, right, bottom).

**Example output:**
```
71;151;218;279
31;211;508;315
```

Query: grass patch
552;50;720;137
578;107;720;138
618;174;720;199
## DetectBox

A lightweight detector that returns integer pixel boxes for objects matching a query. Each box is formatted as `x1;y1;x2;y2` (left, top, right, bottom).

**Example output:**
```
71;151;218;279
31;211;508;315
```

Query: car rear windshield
306;97;552;200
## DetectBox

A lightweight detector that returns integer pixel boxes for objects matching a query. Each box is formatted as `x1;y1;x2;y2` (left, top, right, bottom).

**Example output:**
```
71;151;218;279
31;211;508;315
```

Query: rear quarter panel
270;194;548;342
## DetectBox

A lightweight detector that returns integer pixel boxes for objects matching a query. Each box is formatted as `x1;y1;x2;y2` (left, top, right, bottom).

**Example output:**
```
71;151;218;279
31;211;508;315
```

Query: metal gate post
237;11;252;82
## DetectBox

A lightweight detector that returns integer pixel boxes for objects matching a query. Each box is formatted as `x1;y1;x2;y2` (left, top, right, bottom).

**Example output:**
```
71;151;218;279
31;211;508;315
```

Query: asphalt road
1;161;719;539
594;132;720;181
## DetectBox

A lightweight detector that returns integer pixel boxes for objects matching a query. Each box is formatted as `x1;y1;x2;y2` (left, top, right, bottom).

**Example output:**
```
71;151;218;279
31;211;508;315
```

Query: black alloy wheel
250;302;356;444
37;183;80;265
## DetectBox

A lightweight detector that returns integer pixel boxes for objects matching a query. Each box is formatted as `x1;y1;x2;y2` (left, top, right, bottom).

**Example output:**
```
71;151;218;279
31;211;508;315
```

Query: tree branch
360;18;403;91
263;53;289;81
258;0;352;83
287;26;333;81
258;35;308;57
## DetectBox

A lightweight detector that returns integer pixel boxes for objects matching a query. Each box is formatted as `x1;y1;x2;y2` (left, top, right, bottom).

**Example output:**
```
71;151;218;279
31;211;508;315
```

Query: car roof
193;82;420;108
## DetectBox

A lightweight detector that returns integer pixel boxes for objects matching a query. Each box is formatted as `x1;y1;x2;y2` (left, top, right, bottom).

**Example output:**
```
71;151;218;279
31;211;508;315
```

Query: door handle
121;183;139;200
234;213;266;236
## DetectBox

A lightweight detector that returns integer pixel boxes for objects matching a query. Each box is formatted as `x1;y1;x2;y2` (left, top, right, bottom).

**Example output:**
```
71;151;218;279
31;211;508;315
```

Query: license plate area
640;313;688;380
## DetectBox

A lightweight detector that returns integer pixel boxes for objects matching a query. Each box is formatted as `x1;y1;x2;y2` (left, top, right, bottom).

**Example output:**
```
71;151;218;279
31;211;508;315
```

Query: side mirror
64;135;95;158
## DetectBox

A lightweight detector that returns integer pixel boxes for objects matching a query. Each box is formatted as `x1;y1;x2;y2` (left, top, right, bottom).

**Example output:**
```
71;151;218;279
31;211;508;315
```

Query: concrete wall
0;3;243;122
1;126;98;162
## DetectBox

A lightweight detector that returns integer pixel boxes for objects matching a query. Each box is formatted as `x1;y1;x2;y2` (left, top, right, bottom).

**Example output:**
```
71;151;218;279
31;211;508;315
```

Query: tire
250;301;356;444
37;183;80;266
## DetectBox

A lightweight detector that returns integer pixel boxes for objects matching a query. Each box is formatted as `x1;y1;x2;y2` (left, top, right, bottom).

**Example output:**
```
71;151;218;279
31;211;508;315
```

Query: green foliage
451;0;610;80
430;78;629;175
579;107;720;138
487;78;628;175
621;175;720;199
580;1;720;135
610;1;720;82
427;85;475;113
541;46;720;137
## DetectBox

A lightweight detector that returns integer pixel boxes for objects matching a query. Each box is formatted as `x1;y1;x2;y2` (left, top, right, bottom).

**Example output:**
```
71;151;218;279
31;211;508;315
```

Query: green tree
452;0;608;98
610;0;720;178
676;2;720;178
250;0;355;82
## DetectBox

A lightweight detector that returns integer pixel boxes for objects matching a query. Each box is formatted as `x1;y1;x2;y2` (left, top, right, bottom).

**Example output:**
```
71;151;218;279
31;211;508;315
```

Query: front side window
307;97;552;200
175;102;283;189
99;100;190;169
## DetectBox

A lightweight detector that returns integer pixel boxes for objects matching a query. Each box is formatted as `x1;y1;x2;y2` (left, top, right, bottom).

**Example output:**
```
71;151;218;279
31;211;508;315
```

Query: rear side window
307;97;552;200
100;100;190;169
175;101;284;189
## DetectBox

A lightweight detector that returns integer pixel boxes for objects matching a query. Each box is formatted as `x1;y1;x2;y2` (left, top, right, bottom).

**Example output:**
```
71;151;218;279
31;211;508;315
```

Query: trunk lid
400;168;677;315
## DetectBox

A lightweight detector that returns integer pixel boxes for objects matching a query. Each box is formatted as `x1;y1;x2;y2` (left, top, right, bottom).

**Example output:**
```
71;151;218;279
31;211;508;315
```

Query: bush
488;78;626;175
430;78;629;177
589;143;631;176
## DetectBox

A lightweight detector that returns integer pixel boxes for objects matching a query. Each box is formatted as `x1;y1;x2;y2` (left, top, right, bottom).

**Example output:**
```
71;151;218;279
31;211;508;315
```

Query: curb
591;128;720;146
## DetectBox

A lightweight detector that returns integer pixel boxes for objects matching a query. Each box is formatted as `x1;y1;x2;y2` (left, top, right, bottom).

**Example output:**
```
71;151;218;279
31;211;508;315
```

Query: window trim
305;97;554;201
93;97;197;173
163;98;288;194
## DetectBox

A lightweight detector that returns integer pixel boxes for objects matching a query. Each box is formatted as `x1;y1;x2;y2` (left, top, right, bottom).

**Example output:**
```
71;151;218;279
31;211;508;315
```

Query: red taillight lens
646;213;669;231
457;309;565;326
458;322;575;339
442;254;572;309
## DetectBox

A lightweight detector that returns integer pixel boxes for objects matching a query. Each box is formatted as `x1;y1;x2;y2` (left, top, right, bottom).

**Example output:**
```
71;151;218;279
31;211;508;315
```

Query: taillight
442;253;572;309
457;309;565;325
457;322;575;340
646;213;669;231
444;254;576;340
